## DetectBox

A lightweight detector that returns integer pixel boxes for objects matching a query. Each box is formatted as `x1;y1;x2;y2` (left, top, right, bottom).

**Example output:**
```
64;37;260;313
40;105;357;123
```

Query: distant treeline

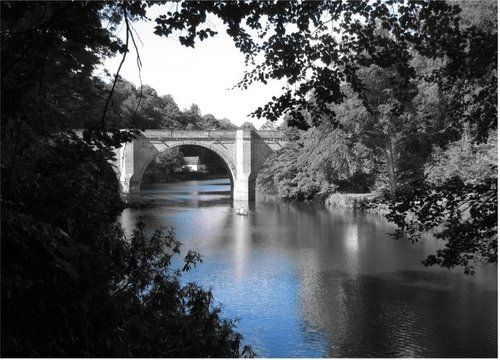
76;77;238;131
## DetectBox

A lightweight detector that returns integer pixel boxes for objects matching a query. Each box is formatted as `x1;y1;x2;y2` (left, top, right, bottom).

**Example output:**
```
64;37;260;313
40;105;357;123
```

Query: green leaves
387;177;497;274
152;1;475;124
0;1;254;357
258;124;376;199
388;130;498;274
425;131;498;185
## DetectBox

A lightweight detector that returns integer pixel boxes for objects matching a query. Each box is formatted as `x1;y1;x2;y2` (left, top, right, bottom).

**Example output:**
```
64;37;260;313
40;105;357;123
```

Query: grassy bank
324;192;388;215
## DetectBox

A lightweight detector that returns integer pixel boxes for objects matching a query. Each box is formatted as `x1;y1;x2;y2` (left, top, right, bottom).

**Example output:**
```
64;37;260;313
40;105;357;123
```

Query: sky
102;5;285;128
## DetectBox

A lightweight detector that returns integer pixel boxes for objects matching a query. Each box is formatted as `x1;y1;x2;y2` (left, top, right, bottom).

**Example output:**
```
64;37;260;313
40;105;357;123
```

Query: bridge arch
117;129;287;200
130;140;237;193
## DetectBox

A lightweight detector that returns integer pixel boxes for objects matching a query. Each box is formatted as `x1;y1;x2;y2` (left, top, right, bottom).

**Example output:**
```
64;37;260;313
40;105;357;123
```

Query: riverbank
255;185;390;215
324;192;389;215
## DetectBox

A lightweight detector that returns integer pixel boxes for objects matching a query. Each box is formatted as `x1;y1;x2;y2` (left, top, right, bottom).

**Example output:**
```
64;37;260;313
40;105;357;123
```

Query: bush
1;130;251;357
425;130;497;185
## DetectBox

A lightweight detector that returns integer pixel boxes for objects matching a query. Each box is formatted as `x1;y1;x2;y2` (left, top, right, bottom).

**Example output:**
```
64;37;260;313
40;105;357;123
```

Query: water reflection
343;222;360;274
120;179;497;358
232;214;250;281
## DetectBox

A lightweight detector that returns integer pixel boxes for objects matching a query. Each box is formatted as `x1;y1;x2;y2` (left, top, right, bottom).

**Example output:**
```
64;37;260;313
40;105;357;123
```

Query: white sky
102;6;285;128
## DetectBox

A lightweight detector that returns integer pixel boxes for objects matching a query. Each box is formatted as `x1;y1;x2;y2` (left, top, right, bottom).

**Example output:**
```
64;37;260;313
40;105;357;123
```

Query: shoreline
324;192;389;215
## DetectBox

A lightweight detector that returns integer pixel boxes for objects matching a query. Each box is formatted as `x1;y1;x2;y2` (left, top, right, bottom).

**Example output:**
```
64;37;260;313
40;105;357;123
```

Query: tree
201;113;219;130
258;123;376;199
1;1;122;131
386;176;497;275
1;2;252;356
154;2;480;126
260;120;277;130
425;131;497;185
387;131;497;275
160;94;182;128
217;117;239;130
156;147;186;174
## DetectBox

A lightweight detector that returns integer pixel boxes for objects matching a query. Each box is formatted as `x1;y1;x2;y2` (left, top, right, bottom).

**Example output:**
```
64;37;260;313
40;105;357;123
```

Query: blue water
120;179;497;357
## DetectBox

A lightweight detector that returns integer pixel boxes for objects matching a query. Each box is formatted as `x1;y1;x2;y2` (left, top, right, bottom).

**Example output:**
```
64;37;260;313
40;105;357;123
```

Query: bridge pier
233;178;256;201
234;128;256;201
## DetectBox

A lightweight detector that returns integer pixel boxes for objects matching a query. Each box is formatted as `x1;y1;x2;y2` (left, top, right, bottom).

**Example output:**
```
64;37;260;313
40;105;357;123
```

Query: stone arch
117;129;288;200
131;139;236;191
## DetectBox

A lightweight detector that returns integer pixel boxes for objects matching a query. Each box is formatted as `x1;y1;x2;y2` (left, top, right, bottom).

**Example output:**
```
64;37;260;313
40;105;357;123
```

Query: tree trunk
385;137;397;196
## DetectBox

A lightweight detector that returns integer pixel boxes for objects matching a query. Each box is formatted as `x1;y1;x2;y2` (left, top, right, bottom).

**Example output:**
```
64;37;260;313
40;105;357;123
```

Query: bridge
115;126;287;201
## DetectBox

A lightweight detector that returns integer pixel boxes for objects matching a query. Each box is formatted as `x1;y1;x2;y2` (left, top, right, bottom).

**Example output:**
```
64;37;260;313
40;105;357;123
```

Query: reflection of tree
298;265;497;357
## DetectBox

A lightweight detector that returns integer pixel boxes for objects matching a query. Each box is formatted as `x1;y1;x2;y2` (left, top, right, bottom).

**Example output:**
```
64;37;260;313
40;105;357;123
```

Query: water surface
120;179;497;358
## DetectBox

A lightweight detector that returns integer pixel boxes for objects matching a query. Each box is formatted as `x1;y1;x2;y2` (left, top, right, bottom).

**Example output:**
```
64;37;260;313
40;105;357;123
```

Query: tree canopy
100;77;238;130
1;1;250;357
153;1;495;130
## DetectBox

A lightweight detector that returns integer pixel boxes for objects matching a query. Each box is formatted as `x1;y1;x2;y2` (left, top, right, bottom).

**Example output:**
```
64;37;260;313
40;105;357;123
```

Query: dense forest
1;1;496;357
88;77;238;130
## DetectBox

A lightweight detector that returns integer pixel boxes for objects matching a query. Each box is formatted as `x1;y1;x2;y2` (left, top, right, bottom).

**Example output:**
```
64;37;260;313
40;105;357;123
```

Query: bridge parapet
142;129;236;140
141;129;285;143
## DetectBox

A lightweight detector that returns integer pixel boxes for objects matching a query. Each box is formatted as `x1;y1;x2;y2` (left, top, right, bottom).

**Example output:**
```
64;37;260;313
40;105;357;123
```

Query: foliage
325;193;383;213
385;130;498;275
1;1;122;131
101;77;238;130
258;124;375;199
1;1;251;357
425;131;497;185
3;198;248;357
260;120;277;130
382;1;497;273
154;1;487;127
144;147;187;183
258;61;440;198
156;147;186;174
386;177;497;275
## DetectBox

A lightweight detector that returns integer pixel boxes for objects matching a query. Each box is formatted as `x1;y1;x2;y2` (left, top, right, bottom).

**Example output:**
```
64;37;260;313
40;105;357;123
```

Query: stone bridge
115;128;287;200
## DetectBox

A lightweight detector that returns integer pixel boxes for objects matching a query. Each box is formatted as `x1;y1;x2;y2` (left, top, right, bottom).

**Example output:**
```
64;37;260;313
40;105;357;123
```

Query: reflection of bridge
116;128;287;200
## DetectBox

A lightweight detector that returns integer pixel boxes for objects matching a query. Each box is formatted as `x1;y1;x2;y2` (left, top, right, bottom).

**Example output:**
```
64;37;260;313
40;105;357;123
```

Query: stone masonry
114;128;286;201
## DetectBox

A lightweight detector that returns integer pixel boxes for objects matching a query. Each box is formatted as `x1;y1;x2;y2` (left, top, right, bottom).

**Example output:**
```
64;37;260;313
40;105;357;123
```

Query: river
119;178;497;358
